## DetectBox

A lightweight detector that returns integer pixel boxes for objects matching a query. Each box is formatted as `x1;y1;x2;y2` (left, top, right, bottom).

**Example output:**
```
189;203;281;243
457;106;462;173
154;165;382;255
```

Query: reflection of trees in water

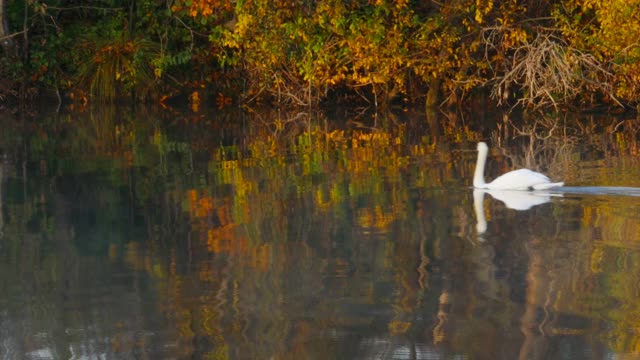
1;108;639;358
488;113;640;187
463;182;640;358
0;169;162;357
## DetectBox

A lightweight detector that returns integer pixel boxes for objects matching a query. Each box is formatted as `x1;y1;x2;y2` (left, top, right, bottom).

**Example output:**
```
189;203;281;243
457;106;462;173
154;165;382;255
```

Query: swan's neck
473;146;488;188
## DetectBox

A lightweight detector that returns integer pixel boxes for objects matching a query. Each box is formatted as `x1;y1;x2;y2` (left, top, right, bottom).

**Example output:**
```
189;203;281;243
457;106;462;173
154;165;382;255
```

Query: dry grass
76;37;158;103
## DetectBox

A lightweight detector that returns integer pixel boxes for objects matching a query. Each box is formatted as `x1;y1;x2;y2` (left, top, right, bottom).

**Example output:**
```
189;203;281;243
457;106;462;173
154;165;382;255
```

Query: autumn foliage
2;0;640;110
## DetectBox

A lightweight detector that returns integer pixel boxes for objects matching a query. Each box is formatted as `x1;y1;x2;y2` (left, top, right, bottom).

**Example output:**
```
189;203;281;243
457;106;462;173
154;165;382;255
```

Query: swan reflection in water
473;186;640;235
473;189;556;235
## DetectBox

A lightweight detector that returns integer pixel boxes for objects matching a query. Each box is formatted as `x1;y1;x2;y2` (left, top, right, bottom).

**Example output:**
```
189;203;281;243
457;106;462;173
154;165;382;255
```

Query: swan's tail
532;182;564;190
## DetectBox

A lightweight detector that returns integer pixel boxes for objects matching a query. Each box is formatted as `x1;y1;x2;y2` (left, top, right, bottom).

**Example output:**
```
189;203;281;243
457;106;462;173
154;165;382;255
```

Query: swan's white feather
486;169;563;190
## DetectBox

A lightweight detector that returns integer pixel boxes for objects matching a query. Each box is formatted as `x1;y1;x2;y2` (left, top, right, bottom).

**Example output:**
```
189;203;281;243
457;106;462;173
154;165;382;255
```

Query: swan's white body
473;142;564;190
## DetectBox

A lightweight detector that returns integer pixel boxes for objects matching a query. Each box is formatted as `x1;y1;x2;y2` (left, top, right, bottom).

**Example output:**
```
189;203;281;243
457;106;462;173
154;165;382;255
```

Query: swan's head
477;142;488;152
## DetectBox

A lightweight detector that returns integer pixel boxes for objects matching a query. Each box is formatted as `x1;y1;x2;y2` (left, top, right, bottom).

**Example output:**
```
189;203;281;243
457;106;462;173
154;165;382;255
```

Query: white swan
473;142;564;190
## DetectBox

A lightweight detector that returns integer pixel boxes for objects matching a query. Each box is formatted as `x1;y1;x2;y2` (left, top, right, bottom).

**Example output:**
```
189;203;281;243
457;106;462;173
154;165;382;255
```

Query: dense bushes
1;0;639;110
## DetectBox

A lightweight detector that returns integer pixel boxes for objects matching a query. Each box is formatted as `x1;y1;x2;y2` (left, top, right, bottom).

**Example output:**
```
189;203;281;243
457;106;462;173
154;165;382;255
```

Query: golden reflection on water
0;108;639;358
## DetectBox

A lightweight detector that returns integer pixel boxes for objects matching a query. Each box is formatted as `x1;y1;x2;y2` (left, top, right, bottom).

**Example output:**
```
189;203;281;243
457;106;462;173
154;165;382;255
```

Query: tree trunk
426;77;441;109
0;0;14;51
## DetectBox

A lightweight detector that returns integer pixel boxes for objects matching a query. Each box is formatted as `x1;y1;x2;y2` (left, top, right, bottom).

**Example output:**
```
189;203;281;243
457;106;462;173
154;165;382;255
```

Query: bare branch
482;27;623;110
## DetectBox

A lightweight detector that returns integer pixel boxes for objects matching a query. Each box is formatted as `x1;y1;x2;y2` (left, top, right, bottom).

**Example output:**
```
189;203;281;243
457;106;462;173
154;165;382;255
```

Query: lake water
0;106;639;359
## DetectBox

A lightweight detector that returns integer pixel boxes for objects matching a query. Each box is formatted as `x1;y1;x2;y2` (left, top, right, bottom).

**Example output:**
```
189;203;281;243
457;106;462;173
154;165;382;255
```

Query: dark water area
0;106;639;359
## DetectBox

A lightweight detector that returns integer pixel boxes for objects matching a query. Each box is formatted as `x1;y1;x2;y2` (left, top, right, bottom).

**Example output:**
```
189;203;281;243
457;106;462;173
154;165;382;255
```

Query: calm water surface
0;107;639;359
